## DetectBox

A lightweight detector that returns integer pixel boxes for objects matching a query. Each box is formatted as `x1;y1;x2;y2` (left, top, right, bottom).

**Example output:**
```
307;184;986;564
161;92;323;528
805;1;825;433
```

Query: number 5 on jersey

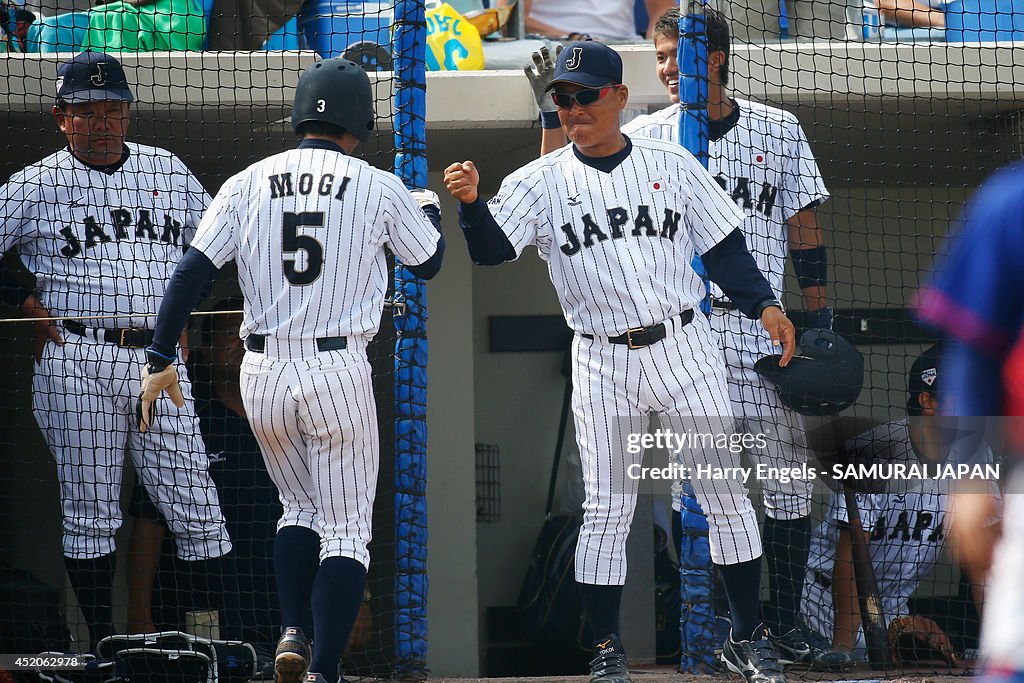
283;211;324;285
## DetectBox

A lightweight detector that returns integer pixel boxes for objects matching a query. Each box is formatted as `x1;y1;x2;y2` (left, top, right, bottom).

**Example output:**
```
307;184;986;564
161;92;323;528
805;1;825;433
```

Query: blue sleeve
149;249;219;358
405;204;445;280
457;198;516;266
701;229;776;319
0;264;31;308
918;162;1024;359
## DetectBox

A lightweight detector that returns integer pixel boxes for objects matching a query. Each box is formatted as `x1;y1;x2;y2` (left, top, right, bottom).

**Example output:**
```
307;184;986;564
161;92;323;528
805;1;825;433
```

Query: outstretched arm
875;0;945;27
138;249;219;433
443;161;517;266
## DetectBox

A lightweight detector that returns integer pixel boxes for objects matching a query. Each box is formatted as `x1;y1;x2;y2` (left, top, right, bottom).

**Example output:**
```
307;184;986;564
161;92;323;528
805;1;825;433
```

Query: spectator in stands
800;346;990;660
0;4;35;52
523;0;675;41
206;0;299;50
877;0;948;40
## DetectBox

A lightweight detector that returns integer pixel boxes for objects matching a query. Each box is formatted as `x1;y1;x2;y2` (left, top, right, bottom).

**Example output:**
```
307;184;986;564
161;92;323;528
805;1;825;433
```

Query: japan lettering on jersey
622;98;829;300
486;137;743;336
0;143;210;328
190;147;439;341
803;420;994;640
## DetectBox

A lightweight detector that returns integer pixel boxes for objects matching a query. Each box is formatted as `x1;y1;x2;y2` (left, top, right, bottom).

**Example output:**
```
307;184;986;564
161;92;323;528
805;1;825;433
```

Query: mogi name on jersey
60;209;183;257
268;172;350;200
558;205;683;256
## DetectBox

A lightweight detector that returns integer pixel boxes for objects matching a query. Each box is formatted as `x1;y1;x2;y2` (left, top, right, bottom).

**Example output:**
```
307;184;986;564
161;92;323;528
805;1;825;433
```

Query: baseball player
526;8;842;671
445;40;796;683
800;346;989;659
917;161;1024;682
138;58;444;683
0;51;236;649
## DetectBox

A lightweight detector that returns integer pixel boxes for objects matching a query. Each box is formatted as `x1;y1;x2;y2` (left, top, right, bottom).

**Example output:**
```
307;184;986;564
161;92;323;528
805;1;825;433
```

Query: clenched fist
444;161;480;204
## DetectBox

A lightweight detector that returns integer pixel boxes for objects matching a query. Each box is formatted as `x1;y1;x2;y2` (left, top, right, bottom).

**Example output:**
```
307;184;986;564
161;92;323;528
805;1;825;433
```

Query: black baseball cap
544;41;623;92
907;344;940;415
56;52;134;104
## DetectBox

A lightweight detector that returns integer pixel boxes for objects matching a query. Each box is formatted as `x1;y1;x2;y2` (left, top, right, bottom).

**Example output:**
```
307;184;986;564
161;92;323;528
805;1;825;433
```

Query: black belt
245;334;348;353
711;297;737;311
64;320;154;349
582;310;695;349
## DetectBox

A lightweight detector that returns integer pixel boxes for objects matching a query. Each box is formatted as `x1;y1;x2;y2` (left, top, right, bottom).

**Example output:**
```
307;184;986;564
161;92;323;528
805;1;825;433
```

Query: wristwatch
753;297;785;319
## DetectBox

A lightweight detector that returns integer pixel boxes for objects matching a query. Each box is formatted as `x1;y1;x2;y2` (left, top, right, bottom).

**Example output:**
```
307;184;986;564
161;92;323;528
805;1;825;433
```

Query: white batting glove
524;45;563;114
137;355;185;433
410;188;440;211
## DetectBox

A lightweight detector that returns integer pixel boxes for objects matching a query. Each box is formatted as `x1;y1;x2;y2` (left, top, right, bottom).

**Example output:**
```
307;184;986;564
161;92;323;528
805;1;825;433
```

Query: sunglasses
551;86;617;109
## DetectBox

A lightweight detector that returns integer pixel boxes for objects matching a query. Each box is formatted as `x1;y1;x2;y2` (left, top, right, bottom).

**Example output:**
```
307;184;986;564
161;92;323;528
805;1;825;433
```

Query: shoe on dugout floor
770;625;857;671
721;626;788;683
274;627;311;683
589;633;632;683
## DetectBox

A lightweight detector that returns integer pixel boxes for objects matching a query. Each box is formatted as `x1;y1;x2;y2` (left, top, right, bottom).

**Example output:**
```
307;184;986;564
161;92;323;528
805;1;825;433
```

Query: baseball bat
842;487;891;669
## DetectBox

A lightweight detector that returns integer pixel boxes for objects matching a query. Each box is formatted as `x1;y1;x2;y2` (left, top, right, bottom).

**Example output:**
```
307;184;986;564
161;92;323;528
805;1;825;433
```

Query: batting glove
137;349;184;433
804;306;834;331
410;188;440;211
524;45;563;114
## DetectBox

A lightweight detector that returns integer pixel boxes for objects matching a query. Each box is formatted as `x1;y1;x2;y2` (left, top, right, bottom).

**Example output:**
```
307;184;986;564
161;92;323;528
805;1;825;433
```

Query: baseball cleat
588;634;631;683
274;627;311;683
721;627;788;683
769;626;857;671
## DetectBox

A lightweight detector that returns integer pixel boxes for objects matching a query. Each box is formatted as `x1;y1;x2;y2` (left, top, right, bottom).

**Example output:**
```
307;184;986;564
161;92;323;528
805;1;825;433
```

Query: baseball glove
138;352;184;433
887;614;959;667
524;45;563;114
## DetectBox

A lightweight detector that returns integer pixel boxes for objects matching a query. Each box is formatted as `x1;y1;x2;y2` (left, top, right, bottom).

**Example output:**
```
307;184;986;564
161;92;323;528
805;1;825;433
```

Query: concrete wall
424;177;481;676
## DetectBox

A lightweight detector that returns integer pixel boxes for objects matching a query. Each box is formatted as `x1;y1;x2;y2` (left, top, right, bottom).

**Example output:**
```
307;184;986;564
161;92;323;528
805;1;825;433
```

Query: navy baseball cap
907;344;940;415
544;41;623;92
56;52;134;104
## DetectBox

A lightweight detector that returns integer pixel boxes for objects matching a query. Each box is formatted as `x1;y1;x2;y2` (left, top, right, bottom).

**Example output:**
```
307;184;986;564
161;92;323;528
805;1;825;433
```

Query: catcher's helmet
754;329;864;416
291;58;375;141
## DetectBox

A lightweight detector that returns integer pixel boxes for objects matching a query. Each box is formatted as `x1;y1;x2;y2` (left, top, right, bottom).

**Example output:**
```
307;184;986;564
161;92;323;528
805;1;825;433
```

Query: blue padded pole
392;0;429;677
677;1;718;673
679;0;712;318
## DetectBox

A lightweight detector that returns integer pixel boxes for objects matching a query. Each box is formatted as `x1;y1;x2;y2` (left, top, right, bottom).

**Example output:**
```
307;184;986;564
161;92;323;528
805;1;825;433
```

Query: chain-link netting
0;0;429;680
2;0;1022;680
663;0;1015;676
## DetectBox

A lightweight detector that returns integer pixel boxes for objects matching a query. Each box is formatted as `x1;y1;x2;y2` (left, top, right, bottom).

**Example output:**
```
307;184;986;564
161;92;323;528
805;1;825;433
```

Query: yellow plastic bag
425;1;484;71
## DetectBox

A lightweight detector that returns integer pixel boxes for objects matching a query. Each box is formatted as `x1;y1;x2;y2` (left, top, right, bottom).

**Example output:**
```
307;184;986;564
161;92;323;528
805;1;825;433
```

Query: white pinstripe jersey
191;146;439;341
0;143;209;327
802;419;995;652
487;136;743;337
622;98;829;301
